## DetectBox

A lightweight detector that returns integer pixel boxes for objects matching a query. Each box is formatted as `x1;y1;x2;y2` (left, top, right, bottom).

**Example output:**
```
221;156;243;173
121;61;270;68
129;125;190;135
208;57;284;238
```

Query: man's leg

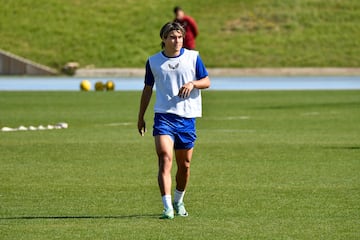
174;148;193;216
155;135;175;219
175;148;193;191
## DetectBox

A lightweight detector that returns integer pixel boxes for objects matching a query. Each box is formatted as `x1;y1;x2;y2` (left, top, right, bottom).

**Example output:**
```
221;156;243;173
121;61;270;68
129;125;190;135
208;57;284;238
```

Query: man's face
176;10;185;21
163;30;183;52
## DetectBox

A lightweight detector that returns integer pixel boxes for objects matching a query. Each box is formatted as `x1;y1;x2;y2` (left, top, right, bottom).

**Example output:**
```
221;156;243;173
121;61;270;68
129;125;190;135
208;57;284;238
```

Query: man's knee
178;158;191;171
158;152;172;170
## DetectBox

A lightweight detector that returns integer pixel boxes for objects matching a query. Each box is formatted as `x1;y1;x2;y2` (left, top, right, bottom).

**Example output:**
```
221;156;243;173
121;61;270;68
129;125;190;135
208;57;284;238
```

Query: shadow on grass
323;146;360;150
0;214;159;220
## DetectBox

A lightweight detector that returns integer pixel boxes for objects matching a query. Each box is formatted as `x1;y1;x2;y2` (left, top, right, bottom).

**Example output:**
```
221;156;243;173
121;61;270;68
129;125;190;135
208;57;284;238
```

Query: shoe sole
176;212;188;217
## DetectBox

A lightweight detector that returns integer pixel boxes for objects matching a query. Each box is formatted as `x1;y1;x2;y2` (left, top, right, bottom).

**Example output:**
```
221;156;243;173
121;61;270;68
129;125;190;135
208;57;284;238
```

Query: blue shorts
153;113;197;149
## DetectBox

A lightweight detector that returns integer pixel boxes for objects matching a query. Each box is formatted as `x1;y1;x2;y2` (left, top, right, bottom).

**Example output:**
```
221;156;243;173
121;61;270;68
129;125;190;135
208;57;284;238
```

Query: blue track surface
0;76;360;91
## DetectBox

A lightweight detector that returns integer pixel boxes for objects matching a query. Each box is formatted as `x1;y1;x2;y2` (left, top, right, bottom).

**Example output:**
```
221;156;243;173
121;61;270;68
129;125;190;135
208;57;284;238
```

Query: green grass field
0;90;359;239
1;0;359;69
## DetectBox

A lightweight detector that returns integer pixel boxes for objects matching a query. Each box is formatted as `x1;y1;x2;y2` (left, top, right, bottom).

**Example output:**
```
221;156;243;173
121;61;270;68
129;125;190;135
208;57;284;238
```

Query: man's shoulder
183;49;199;59
184;15;196;24
149;51;163;60
183;48;198;55
148;51;165;66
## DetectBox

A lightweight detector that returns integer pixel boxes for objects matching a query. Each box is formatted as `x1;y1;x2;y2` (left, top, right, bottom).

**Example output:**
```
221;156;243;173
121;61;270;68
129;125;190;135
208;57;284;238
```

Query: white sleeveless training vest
148;49;202;118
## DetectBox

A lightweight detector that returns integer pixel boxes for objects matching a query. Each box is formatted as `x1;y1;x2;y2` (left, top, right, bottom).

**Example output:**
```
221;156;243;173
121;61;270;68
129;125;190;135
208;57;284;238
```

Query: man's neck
163;49;181;58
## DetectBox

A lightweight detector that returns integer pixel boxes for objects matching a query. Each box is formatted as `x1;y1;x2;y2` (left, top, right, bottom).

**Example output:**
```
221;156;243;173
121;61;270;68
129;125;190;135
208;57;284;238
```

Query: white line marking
302;112;320;116
207;116;250;120
203;129;256;133
104;122;133;126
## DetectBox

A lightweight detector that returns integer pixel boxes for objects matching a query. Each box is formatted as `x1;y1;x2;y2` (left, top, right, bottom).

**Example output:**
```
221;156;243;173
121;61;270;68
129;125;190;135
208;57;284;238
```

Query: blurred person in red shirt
173;6;199;50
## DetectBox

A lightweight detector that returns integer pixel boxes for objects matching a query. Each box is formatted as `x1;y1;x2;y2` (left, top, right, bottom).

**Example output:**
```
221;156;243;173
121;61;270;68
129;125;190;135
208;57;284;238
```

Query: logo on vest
168;63;180;70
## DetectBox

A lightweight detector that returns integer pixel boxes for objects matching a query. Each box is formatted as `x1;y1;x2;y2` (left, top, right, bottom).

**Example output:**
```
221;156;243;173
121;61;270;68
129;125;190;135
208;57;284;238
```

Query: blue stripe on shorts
153;113;196;149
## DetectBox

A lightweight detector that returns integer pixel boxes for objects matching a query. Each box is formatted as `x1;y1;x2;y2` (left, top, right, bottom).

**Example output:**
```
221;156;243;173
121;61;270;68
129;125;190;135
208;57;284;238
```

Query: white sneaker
174;202;188;217
160;208;174;219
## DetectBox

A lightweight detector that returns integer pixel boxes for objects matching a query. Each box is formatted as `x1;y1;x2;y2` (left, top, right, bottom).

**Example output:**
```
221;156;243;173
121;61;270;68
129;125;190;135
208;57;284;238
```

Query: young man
173;6;199;50
137;22;210;219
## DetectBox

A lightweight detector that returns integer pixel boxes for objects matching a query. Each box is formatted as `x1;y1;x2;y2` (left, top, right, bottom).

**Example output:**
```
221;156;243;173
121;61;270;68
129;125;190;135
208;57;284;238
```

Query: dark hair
159;22;185;49
173;6;183;14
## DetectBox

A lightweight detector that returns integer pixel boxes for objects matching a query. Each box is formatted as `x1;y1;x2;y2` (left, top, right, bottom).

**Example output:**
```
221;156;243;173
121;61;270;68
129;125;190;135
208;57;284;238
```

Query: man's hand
178;81;195;98
138;118;146;136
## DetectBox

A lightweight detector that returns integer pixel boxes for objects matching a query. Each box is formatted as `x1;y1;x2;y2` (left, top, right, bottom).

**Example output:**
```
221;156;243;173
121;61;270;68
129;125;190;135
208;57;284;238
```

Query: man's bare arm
138;85;153;136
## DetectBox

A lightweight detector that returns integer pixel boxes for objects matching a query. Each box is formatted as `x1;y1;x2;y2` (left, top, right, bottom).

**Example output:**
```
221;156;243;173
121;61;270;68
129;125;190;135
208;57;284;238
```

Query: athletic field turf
0;90;359;239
